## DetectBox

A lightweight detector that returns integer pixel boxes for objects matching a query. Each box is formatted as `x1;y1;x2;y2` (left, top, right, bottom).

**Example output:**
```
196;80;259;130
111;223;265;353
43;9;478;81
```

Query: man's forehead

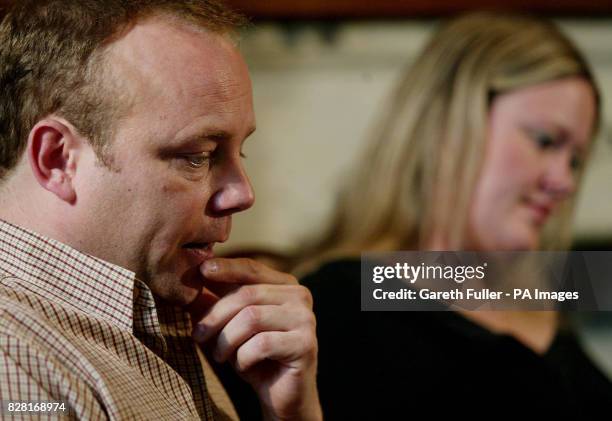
96;15;255;153
114;14;234;56
105;16;250;100
101;15;253;130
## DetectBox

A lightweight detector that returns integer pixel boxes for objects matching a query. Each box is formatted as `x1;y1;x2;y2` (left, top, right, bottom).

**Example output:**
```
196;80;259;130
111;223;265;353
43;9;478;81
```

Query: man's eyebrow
202;130;231;141
174;131;230;145
181;127;256;144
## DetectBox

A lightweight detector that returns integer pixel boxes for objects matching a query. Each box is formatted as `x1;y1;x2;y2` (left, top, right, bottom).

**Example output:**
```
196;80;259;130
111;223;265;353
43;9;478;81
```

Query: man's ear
27;117;82;204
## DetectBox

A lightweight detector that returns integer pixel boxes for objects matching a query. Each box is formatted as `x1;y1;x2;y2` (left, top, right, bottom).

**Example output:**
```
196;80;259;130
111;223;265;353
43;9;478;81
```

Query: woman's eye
532;131;556;149
570;155;582;171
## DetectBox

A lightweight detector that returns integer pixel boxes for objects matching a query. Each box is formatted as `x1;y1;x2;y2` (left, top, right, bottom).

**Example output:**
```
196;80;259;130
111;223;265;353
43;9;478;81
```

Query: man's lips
182;242;215;266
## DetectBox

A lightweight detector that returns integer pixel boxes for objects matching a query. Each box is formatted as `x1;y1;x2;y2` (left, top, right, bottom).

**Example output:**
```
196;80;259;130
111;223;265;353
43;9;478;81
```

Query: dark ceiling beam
1;1;610;20
225;0;612;19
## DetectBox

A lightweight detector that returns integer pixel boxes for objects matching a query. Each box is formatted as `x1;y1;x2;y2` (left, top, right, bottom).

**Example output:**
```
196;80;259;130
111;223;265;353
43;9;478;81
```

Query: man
0;1;321;420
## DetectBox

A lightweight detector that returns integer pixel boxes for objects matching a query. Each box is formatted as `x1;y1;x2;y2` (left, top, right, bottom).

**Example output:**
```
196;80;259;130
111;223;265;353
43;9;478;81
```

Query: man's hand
190;258;322;421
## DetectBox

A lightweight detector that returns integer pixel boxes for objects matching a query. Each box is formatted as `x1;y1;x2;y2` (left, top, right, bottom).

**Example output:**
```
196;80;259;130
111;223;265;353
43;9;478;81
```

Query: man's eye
183;152;212;169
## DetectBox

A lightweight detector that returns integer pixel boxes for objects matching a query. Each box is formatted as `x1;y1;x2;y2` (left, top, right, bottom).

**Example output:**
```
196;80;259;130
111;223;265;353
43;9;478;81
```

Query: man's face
72;17;255;306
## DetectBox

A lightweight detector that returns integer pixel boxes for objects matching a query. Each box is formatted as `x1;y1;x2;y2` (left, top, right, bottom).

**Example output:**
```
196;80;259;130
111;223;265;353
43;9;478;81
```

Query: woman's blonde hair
304;12;601;266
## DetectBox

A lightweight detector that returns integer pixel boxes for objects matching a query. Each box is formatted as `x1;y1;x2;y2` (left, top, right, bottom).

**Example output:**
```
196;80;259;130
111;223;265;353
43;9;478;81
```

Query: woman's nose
539;154;576;200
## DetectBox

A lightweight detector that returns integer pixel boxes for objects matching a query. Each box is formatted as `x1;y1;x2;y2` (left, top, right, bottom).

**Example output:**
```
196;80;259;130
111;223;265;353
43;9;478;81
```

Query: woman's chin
501;228;540;251
475;227;540;251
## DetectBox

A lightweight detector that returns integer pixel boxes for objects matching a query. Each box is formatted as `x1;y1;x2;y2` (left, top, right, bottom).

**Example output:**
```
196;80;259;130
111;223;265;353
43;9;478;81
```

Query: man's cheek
162;194;204;220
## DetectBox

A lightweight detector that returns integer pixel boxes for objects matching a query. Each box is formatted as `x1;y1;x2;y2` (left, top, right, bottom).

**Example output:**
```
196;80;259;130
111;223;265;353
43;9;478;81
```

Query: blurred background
220;1;612;254
218;1;612;376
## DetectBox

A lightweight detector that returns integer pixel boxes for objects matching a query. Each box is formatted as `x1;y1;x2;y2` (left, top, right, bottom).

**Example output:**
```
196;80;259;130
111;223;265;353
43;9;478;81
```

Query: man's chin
146;267;204;307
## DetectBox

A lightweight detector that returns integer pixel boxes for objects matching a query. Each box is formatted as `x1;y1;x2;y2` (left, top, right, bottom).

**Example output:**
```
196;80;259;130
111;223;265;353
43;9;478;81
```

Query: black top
301;258;612;420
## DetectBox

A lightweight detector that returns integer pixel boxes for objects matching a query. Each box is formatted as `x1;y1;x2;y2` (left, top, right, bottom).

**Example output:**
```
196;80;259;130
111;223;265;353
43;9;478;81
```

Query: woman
299;13;612;419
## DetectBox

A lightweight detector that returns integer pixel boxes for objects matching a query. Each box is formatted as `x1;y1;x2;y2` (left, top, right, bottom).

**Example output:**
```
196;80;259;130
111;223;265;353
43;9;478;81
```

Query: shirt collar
0;218;146;332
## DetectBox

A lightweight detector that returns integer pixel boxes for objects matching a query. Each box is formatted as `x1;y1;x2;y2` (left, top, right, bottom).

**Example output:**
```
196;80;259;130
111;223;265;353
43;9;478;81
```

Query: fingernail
192;324;206;342
203;260;218;274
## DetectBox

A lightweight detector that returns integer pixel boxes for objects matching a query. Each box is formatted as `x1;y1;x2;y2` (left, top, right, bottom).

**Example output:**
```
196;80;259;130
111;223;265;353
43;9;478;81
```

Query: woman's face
467;77;596;251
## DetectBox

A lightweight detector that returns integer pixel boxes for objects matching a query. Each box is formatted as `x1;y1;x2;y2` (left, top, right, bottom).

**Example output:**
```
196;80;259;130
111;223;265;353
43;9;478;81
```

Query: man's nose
209;165;255;216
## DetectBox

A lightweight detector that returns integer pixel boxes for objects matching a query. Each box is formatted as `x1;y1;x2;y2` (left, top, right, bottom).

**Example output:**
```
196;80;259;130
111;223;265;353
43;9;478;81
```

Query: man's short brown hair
0;0;247;179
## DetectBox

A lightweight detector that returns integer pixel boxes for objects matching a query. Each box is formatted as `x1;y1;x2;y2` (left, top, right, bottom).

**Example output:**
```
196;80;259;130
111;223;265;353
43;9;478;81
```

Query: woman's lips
527;202;553;225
